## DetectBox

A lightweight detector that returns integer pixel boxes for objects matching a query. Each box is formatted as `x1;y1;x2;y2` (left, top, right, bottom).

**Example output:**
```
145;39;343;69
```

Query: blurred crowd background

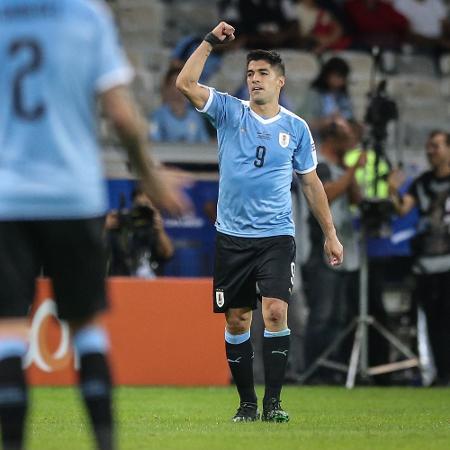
100;0;450;387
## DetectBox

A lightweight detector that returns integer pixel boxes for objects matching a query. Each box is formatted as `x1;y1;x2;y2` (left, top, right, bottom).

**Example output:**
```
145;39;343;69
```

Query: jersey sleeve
93;7;134;93
293;121;318;174
196;87;238;130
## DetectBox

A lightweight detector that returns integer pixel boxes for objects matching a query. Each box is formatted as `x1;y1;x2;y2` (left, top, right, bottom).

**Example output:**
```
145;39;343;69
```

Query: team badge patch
279;132;290;148
215;290;225;308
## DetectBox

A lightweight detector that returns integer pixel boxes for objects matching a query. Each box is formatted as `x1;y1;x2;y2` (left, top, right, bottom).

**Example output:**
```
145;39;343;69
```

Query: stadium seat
441;76;450;99
439;54;450;76
207;71;243;96
278;50;320;81
399;118;447;153
283;79;311;111
352;96;368;121
388;76;441;106
117;1;164;47
207;50;248;94
349;77;371;98
165;1;219;36
395;54;435;77
117;1;164;33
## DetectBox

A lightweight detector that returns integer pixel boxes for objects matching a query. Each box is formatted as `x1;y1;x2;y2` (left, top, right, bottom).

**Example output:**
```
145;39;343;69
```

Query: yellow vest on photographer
344;148;390;198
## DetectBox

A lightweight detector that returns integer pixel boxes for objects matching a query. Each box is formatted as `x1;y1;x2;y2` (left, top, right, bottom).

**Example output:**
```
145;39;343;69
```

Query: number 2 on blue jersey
9;39;46;121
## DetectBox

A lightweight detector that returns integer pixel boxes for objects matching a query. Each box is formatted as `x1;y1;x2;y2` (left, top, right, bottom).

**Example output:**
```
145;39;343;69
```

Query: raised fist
211;21;236;42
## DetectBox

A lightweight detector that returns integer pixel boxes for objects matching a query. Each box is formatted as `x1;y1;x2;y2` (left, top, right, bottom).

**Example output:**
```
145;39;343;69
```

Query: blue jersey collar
249;106;282;125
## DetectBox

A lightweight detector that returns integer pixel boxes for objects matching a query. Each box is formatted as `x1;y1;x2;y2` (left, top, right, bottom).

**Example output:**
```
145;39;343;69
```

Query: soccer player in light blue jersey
177;22;344;422
0;1;187;449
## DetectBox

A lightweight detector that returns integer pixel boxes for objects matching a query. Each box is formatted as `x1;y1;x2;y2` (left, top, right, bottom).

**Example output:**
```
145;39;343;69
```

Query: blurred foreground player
177;22;343;422
0;1;188;449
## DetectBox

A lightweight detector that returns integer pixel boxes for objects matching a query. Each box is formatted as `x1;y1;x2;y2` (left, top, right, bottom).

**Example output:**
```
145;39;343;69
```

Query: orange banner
26;278;229;386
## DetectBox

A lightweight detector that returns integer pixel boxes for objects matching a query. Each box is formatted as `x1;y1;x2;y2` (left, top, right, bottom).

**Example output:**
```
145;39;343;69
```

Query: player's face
246;60;285;106
426;134;450;168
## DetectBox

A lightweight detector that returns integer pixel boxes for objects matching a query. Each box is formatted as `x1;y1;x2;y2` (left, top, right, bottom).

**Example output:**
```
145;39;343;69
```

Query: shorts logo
279;132;290;148
24;299;73;372
215;290;225;308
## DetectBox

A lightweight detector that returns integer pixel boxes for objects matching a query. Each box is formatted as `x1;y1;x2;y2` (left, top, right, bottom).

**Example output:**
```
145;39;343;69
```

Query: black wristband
204;32;223;47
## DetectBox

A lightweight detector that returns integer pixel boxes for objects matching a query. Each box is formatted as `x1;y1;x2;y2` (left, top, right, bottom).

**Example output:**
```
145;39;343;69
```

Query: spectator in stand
294;0;352;54
298;57;354;139
149;68;210;143
316;0;354;35
236;0;302;49
345;0;409;51
393;0;450;56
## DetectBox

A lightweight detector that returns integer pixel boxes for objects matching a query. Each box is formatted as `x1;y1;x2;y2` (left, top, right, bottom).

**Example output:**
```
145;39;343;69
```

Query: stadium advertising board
27;278;229;386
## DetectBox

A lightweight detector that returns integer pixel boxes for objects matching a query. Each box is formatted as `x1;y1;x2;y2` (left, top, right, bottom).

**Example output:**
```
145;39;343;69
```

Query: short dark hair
246;49;285;76
428;129;450;147
311;57;350;93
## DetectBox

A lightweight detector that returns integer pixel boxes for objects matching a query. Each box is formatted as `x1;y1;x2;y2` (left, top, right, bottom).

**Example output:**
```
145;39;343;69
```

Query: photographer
388;130;450;386
106;188;174;278
302;121;365;383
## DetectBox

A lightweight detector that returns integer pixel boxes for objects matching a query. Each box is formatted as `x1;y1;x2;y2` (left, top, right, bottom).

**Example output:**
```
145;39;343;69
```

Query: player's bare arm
388;168;416;216
101;86;189;216
300;170;344;266
176;21;235;109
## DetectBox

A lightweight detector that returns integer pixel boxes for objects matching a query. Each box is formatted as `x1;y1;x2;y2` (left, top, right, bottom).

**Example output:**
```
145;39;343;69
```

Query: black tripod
298;220;420;388
299;51;420;387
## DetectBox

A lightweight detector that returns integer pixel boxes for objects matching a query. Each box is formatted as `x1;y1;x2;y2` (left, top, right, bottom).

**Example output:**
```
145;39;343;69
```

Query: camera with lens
359;80;399;237
365;80;398;141
360;198;394;238
107;195;159;276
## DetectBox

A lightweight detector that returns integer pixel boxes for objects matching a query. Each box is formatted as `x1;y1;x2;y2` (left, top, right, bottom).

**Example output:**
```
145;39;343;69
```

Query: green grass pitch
27;386;450;450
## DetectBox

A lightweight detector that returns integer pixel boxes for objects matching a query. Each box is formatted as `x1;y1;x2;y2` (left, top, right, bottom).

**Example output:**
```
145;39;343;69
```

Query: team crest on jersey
279;132;290;148
215;290;225;308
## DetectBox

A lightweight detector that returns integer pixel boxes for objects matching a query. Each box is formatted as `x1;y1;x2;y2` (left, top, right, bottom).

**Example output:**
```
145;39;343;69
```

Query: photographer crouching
389;130;450;386
105;187;174;278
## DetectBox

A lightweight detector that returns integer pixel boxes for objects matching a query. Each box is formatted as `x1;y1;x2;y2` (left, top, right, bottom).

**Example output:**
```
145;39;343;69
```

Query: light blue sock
73;326;109;356
0;338;27;361
263;328;291;338
225;329;250;345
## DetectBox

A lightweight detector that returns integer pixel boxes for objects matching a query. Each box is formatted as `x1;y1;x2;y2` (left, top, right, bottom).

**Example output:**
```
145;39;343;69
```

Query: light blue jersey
198;87;317;238
0;0;133;219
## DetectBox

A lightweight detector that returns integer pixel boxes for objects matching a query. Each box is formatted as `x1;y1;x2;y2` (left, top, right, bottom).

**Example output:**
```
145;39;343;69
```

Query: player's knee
265;313;283;328
226;313;251;334
263;302;287;329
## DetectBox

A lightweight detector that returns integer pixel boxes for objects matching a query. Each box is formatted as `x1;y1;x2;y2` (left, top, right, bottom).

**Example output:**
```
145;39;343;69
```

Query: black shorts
213;232;296;313
0;217;107;321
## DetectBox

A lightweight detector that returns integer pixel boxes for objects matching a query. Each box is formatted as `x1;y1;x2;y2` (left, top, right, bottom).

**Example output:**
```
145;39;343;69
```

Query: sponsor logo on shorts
23;299;74;372
215;290;225;308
